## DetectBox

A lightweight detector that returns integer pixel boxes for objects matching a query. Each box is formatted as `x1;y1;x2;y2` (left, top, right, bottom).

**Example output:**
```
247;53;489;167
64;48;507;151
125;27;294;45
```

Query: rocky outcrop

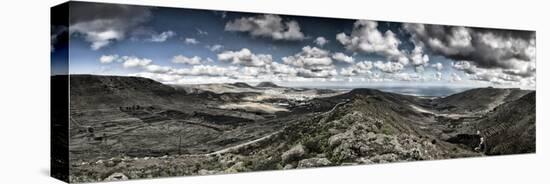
281;144;306;163
297;158;332;168
104;172;128;181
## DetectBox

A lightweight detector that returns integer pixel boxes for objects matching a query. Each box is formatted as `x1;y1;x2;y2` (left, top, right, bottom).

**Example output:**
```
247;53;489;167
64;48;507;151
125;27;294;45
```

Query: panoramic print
51;1;536;183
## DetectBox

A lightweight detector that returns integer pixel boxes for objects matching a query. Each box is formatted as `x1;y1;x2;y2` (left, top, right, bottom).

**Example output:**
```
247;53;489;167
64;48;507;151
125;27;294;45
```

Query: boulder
297;158;332;168
281;144;306;163
283;164;295;170
104;173;128;181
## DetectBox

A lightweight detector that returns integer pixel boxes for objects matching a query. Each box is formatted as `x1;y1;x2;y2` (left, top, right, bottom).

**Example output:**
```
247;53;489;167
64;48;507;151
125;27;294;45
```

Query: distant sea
368;86;473;97
307;86;474;97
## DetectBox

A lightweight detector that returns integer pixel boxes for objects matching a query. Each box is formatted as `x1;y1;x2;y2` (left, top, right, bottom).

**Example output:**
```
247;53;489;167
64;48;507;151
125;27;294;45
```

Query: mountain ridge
57;75;535;182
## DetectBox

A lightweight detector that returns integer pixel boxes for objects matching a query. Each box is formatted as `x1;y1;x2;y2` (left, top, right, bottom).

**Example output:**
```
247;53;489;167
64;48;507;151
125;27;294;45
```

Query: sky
51;1;536;89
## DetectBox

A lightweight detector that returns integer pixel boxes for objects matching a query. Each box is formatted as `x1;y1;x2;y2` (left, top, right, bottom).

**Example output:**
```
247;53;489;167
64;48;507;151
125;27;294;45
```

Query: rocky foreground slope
56;75;535;182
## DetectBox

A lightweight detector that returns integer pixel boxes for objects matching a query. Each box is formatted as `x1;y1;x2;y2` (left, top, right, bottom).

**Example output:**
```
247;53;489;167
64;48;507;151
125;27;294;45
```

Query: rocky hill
433;87;531;115
60;75;536;182
476;91;536;155
256;81;281;88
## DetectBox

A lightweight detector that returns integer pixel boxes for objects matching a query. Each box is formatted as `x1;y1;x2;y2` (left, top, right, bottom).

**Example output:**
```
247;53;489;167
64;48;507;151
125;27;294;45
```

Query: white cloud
403;23;536;80
120;56;152;68
70;21;125;50
240;67;263;76
450;72;462;81
98;55;153;69
206;57;214;63
331;52;355;64
392;72;422;81
196;29;208;35
206;44;224;52
173;65;239;77
267;62;298;75
172;55;203;65
452;60;478;74
144;64;173;73
184;38;199;44
99;54;119;64
148;30;176;42
340;61;373;76
337;20;408;63
131;72;182;83
282;46;333;70
451;60;534;87
410;46;430;66
434;72;442;80
296;68;338;78
356;61;374;71
225;14;305;41
314;36;329;46
404;24;475;57
68;5;151;50
431;62;443;71
339;67;356;76
373;61;404;73
217;48;273;67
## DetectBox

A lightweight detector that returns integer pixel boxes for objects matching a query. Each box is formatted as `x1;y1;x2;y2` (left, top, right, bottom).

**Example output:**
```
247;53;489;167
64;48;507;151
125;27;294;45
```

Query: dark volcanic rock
434;87;530;114
446;134;481;149
231;82;255;88
64;75;535;182
256;81;281;88
476;91;536;155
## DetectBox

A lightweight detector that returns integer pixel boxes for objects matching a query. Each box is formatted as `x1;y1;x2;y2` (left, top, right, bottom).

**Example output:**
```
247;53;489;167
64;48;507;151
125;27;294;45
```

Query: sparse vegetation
60;75;535;182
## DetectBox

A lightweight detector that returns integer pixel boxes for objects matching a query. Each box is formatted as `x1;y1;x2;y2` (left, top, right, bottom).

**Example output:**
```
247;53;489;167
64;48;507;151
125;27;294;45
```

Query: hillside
60;75;536;182
67;75;186;109
476;91;536;155
433;87;531;115
256;81;281;88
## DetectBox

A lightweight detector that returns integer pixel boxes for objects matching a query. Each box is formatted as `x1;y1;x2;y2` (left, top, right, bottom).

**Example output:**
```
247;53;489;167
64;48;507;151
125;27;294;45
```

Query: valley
56;75;535;182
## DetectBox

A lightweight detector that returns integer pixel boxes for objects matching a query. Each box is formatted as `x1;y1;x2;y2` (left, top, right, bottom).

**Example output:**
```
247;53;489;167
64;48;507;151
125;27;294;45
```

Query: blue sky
51;1;536;89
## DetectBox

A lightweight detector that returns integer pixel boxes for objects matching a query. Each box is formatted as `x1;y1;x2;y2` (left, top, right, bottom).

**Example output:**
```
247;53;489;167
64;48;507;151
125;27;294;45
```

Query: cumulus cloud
296;68;338;78
69;3;151;50
147;30;176;42
452;60;477;74
356;61;374;71
314;36;329;46
172;55;203;65
450;72;462;82
434;72;442;80
184;38;199;44
431;62;443;71
206;44;224;52
373;61;404;73
332;52;355;64
51;25;67;52
196;28;208;35
144;64;173;73
410;46;430;66
173;65;239;77
392;72;422;81
98;55;152;68
72;27;124;50
132;72;183;83
337;20;408;64
452;60;535;87
225;14;305;41
217;48;273;67
120;56;152;68
267;62;298;75
403;23;535;77
282;46;333;69
99;54;119;64
340;61;373;76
